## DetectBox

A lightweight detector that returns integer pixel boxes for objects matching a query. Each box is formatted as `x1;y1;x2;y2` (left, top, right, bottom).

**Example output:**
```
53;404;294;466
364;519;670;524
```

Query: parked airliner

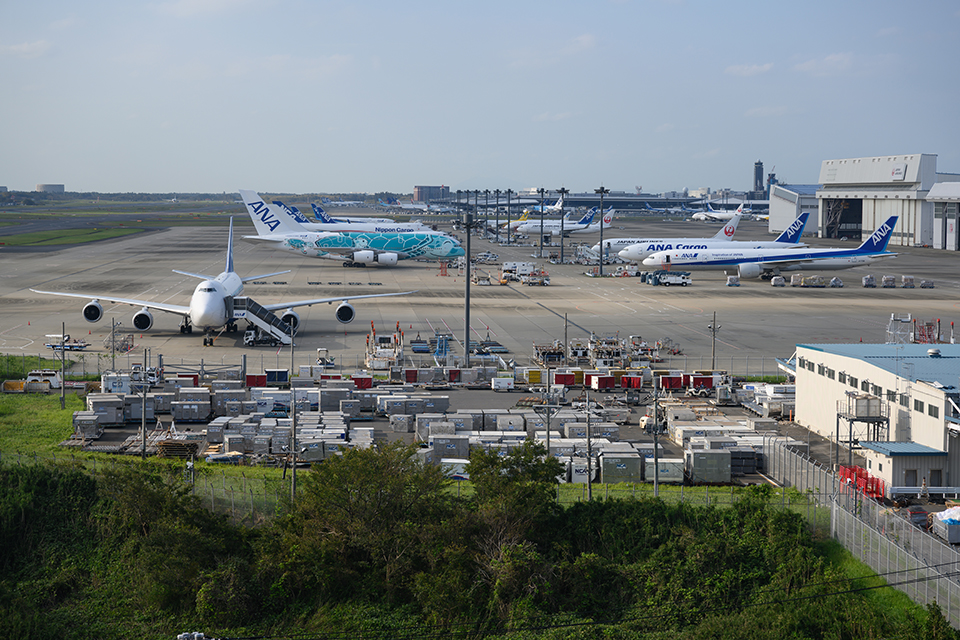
515;208;614;236
642;215;898;279
595;213;744;257
615;212;810;263
30;219;415;345
272;200;425;232
241;190;464;266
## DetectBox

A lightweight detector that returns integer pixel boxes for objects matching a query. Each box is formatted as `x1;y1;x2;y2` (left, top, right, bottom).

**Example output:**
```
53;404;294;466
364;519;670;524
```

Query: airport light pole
493;189;501;243
537;187;546;259
463;210;473;368
505;189;514;245
557;187;569;264
483;189;490;235
595;186;610;277
708;312;720;370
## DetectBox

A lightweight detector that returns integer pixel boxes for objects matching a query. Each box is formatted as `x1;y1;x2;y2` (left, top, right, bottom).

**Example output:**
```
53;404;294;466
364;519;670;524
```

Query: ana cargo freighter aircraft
30;219;415;346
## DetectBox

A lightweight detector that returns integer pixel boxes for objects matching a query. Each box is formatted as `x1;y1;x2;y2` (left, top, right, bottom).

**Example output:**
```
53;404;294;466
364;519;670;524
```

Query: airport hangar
768;153;960;250
791;340;960;496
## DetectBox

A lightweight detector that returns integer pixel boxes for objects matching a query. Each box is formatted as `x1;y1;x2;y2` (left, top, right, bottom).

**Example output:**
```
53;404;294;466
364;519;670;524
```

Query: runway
2;214;959;376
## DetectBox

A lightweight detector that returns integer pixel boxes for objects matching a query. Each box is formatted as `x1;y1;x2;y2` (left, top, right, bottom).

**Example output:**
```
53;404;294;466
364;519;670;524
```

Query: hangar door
822;198;862;239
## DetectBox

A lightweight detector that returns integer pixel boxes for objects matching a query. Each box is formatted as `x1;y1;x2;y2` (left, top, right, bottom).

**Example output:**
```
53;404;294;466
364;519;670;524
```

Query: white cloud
2;40;51;58
793;52;853;77
724;62;773;77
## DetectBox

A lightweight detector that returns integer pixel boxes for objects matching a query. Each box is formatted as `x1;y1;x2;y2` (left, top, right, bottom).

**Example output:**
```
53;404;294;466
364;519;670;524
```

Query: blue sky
2;0;958;194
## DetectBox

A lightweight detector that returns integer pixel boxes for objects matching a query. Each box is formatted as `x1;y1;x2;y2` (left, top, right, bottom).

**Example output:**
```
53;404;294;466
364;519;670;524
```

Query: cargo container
686;449;731;484
600;453;643;483
645;457;685;483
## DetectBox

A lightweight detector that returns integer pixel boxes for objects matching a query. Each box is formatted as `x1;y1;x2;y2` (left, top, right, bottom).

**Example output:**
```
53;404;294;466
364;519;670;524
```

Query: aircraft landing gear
226;322;238;333
179;321;193;334
202;333;214;346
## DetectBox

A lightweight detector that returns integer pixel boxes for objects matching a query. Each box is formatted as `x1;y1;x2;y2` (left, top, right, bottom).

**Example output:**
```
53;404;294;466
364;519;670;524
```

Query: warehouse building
793;339;960;495
768;184;820;235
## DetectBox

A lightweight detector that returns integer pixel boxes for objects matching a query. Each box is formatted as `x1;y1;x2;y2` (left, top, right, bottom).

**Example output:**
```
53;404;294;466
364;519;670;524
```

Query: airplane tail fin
774;211;810;243
577;209;596;225
312;203;335;223
239;190;304;236
857;216;899;253
273;201;311;224
712;213;742;239
226;217;235;274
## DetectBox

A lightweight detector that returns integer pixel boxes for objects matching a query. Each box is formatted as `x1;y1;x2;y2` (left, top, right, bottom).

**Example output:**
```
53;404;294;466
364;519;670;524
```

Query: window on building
871;384;882;396
900;393;909;407
798;357;806;368
817;364;824;375
914;399;925;413
807;361;815;372
849;376;858;388
839;372;847;384
861;380;870;392
886;390;897;402
827;368;835;380
879;463;883;472
929;404;939;418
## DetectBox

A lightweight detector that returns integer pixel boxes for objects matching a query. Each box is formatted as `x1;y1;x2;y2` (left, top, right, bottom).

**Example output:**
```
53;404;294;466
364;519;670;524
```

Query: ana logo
723;224;735;237
870;222;891;244
249;201;280;232
787;218;802;233
645;243;672;252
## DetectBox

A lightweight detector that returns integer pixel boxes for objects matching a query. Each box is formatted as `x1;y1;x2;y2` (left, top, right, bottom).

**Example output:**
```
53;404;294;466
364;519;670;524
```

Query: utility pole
141;348;147;460
60;322;66;410
505;189;514;244
290;319;297;500
708;312;720;370
586;390;593;501
463;211;473;368
493;189;501;243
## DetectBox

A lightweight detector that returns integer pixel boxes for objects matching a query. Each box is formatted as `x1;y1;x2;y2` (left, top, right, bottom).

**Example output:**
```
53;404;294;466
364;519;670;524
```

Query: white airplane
691;203;745;222
270;201;425;232
322;197;365;207
642;215;899;279
516;208;615;236
309;203;397;225
594;214;744;256
616;212;810;263
30;219;416;345
523;196;565;214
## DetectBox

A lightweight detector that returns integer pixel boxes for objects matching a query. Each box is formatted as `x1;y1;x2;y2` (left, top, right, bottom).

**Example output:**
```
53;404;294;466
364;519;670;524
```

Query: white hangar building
793;341;960;496
768;154;960;249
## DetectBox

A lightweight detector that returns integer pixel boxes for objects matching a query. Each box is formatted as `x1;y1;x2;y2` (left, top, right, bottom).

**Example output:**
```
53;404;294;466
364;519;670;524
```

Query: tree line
1;441;956;639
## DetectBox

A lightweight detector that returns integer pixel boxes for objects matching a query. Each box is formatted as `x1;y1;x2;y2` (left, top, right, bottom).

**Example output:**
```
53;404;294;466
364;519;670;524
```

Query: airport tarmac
2;214;959;377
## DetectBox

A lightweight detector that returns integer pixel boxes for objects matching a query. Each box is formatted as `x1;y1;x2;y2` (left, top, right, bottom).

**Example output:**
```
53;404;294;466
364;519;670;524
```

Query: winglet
774;211;810;244
857;216;899;253
711;213;742;240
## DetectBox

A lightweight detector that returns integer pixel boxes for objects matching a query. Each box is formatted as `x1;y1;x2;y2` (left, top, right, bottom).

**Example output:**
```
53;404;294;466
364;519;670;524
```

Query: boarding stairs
231;297;292;345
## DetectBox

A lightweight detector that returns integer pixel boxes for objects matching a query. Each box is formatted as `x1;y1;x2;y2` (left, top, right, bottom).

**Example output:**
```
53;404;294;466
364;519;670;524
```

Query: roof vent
928;348;942;358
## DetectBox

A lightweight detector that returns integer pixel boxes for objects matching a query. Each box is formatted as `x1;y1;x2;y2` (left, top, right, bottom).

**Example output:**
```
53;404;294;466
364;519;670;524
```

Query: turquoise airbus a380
240;190;464;267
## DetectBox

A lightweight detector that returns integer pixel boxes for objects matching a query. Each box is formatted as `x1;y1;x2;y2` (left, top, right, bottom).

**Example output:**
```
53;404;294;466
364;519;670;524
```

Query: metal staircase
231;297;292;345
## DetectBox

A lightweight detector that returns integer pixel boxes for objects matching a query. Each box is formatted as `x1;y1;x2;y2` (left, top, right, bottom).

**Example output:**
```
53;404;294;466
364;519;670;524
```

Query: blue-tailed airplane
241;190;464;266
642;215;898;279
310;203;397;225
614;212;810;263
30;219;415;345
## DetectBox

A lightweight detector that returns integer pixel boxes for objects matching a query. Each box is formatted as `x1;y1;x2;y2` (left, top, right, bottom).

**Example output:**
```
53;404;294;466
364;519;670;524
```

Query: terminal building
791;333;960;496
35;184;65;193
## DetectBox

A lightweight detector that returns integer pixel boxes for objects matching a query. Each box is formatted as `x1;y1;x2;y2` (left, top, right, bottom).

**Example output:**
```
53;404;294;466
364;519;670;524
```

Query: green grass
0;393;82;453
0;227;145;246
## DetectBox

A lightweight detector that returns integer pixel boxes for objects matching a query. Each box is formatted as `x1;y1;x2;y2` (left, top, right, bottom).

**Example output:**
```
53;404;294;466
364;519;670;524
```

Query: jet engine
132;307;154;331
335;302;356;324
352;250;398;265
737;263;763;279
279;309;300;331
82;300;104;323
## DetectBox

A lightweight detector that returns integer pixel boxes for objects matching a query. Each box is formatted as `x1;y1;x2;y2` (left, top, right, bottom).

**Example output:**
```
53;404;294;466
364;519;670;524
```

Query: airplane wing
260;290;417;312
29;289;190;315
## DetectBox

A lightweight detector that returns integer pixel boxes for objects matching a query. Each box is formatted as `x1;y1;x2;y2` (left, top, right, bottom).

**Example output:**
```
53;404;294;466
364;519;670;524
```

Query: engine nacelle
82;300;104;323
335;302;356;324
132;307;154;331
280;309;300;331
375;252;398;266
352;250;375;264
737;263;763;279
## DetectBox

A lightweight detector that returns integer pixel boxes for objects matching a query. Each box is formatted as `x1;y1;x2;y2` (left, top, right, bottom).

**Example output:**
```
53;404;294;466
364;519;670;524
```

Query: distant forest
0;191;407;206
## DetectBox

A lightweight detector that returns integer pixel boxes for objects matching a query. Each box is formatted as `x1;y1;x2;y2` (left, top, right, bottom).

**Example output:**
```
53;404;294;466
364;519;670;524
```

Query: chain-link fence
762;438;960;627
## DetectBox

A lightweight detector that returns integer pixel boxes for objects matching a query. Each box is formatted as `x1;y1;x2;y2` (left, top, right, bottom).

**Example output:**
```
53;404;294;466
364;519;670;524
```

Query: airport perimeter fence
763;438;960;628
